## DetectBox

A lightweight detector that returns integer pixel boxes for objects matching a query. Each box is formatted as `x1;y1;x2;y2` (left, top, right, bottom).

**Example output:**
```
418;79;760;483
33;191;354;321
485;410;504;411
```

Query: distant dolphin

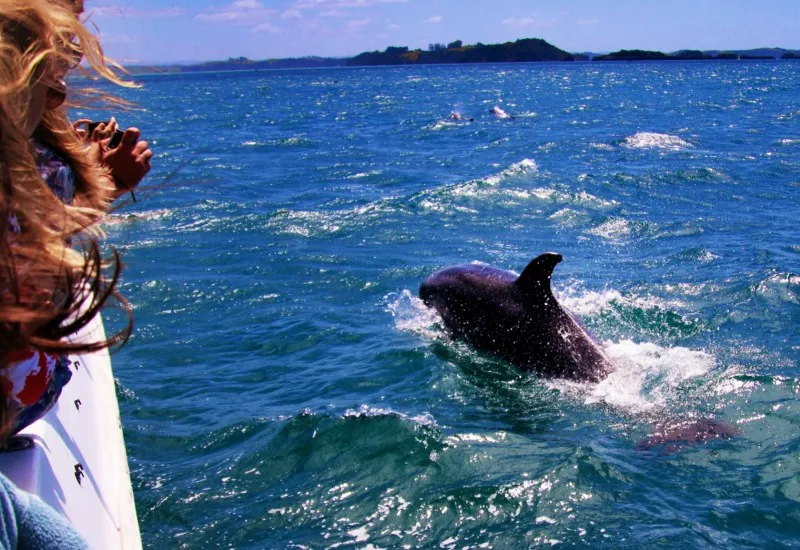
419;253;614;382
449;111;474;122
489;106;513;119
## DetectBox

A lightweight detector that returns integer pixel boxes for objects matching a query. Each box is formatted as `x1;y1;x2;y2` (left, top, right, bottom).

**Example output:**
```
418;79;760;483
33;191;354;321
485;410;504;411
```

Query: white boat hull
0;314;141;549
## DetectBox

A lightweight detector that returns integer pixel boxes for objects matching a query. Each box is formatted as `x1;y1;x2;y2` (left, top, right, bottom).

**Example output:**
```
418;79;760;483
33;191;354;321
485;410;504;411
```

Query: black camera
87;121;124;149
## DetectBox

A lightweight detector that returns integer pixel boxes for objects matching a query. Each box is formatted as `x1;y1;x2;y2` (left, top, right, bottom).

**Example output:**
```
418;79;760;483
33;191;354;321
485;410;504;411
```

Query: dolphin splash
420;252;614;382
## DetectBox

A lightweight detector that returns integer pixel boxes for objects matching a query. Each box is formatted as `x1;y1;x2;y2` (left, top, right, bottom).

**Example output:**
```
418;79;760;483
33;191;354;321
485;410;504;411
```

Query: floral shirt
32;140;75;205
1;141;75;435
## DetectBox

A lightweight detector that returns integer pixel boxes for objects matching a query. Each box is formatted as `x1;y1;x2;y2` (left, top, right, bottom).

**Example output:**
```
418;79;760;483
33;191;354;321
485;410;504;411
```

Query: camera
87;121;124;149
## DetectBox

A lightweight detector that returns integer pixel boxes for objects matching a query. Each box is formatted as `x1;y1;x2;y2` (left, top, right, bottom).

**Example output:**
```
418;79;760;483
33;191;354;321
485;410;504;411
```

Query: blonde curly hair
0;0;134;435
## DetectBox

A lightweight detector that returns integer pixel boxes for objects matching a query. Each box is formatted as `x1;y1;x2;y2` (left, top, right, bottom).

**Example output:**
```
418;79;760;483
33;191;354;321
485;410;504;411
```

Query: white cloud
502;16;555;28
195;2;276;23
251;22;283;33
89;5;185;18
196;11;240;21
320;9;347;17
282;9;303;19
293;0;407;8
426;15;442;23
387;22;399;30
347;18;371;31
578;19;599;26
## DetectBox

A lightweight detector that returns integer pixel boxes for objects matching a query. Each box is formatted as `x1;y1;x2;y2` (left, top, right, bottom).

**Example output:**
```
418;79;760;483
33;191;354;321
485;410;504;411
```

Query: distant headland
121;38;800;74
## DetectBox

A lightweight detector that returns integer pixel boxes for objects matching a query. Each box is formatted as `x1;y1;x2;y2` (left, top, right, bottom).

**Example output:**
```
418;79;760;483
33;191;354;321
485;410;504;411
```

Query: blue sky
85;0;800;64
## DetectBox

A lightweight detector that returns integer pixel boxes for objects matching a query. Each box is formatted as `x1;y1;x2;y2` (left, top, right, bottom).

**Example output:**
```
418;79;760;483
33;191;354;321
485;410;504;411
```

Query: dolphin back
419;253;613;382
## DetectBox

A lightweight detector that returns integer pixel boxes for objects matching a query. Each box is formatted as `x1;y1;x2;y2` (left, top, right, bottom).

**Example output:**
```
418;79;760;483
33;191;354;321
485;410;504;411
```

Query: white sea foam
572;191;617;208
477;137;510;150
483;158;538;185
427;120;458;131
385;289;443;341
342;404;438;428
755;272;800;304
268;201;397;236
444;431;508;445
347;170;383;179
588;218;632;242
548;208;585;226
622;132;692;151
550;340;715;414
442;159;538;200
558;285;688;317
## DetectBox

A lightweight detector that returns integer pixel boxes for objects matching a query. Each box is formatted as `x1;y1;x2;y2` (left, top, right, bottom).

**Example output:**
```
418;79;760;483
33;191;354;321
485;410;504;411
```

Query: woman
0;0;132;441
0;0;135;545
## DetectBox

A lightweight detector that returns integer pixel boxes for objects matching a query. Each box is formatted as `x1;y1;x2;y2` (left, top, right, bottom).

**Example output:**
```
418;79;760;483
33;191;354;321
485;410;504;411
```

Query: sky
84;0;800;64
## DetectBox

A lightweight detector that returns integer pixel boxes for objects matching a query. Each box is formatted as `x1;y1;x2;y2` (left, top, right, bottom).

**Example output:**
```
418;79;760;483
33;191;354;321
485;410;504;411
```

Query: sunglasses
45;79;67;110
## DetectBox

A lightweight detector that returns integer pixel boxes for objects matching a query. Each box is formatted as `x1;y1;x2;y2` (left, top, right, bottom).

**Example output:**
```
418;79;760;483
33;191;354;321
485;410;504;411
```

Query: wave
266;201;398;237
412;160;621;218
754;272;800;305
557;284;703;341
587;217;633;242
483;158;538;185
347;170;383;179
141;159;618;242
268;136;316;147
106;207;177;225
622;132;693;151
412;159;539;207
425;120;460;131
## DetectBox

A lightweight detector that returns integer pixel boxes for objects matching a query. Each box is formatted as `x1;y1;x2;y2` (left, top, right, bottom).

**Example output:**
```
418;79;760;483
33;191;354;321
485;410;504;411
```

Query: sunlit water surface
78;61;799;549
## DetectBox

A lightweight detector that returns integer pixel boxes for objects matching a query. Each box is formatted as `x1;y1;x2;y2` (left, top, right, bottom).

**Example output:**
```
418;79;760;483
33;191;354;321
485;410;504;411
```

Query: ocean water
82;62;798;548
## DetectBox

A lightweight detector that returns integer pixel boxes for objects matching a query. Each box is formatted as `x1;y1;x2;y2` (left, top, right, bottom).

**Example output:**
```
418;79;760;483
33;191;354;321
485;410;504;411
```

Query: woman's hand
102;127;153;197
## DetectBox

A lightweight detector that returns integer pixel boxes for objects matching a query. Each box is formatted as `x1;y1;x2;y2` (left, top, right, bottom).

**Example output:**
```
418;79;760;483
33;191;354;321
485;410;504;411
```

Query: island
593;49;715;61
348;38;574;65
118;39;800;74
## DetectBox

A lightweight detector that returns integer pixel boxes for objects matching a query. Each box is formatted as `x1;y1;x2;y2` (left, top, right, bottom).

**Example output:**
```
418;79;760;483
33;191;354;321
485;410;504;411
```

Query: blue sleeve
0;473;89;549
0;474;19;550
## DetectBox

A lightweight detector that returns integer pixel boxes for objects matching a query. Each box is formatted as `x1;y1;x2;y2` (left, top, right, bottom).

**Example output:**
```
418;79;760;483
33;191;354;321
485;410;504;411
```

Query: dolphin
419;252;614;382
489;106;513;119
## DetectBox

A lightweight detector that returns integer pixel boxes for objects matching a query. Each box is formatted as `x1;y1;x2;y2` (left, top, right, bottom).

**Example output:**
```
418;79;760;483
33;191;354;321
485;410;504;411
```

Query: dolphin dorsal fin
515;253;563;298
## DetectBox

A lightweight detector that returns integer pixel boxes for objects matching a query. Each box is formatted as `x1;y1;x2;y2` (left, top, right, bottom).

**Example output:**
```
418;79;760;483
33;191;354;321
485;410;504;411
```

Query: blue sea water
83;61;798;548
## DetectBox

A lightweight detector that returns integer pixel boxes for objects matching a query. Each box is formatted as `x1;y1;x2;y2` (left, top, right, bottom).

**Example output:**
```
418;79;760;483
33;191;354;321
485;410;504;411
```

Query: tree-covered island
120;39;800;74
348;38;574;65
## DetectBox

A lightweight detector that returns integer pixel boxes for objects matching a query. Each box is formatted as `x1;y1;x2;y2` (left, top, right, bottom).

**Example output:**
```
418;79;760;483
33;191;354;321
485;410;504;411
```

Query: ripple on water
754;272;800;305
